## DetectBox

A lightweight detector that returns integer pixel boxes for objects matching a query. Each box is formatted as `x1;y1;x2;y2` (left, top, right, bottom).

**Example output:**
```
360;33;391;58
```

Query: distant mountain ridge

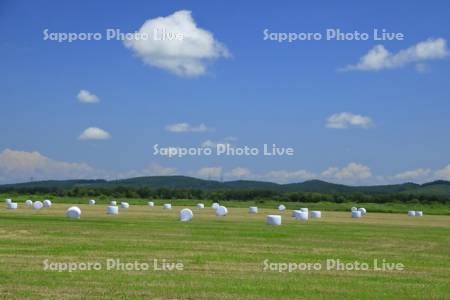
1;176;450;196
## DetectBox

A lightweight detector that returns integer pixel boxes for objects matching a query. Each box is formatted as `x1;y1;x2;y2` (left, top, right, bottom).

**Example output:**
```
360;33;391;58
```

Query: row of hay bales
265;206;322;226
4;198;425;222
5;198;52;210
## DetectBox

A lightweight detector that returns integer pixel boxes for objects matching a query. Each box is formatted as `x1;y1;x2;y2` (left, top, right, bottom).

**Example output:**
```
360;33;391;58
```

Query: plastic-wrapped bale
107;206;119;215
211;203;220;210
415;211;423;217
179;208;193;221
248;206;258;214
43;200;52;208
110;201;117;206
33;201;43;210
120;202;129;209
216;206;228;217
5;198;12;204
25;200;33;207
278;204;286;211
196;203;205;209
163;203;172;210
292;210;302;218
351;207;358;212
408;211;416;217
311;211;321;218
89;199;96;205
358;208;366;215
148;202;154;207
295;211;308;221
352;210;362;218
7;202;18;209
267;215;282;226
66;206;81;219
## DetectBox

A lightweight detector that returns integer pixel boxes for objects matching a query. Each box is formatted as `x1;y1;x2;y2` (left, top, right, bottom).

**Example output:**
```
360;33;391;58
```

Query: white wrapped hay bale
89;199;96;205
107;205;119;215
33;201;43;210
352;210;362;218
5;198;12;204
248;206;258;214
25;200;33;207
179;208;193;221
66;206;81;219
408;210;416;217
267;215;282;226
358;208;366;215
216;206;228;216
415;211;423;217
110;201;117;206
163;203;172;210
43;200;52;208
278;204;286;211
120;202;129;209
211;202;220;210
311;211;322;218
295;211;308;221
292;210;302;218
7;202;18;209
351;207;358;212
148;201;154;207
196;203;205;209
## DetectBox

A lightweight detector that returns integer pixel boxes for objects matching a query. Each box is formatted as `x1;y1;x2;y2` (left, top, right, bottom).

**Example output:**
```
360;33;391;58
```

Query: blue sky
1;0;450;184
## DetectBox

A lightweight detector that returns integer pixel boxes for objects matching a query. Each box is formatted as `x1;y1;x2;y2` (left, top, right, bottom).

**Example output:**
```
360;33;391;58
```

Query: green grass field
1;202;450;299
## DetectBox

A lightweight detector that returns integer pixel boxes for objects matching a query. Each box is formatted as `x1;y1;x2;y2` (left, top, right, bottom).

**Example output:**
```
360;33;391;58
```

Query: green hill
1;176;449;196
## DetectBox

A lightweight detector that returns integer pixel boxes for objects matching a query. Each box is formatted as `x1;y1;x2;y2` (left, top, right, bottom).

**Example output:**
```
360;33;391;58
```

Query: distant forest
1;185;449;204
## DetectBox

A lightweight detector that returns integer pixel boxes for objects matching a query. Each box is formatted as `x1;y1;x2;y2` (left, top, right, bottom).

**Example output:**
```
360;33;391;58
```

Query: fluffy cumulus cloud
326;112;373;129
196;166;222;179
264;169;315;183
226;167;251;178
77;89;99;103
343;38;449;71
321;163;372;181
394;168;431;180
79;127;111;140
0;149;100;183
435;164;450;180
166;123;211;133
0;149;180;184
124;10;230;77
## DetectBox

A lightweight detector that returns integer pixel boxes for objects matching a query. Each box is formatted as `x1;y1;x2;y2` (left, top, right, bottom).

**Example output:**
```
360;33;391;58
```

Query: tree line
1;186;449;204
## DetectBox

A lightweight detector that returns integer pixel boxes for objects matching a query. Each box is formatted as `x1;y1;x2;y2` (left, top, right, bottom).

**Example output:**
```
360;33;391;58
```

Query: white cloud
166;123;211;133
201;136;236;148
0;149;100;183
264;169;315;183
116;163;178;179
77;89;99;103
196;166;222;178
326;112;373;129
435;164;450;180
321;167;339;177
227;167;251;178
79;127;111;140
321;162;372;181
394;168;431;180
343;38;449;71
124;10;229;77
